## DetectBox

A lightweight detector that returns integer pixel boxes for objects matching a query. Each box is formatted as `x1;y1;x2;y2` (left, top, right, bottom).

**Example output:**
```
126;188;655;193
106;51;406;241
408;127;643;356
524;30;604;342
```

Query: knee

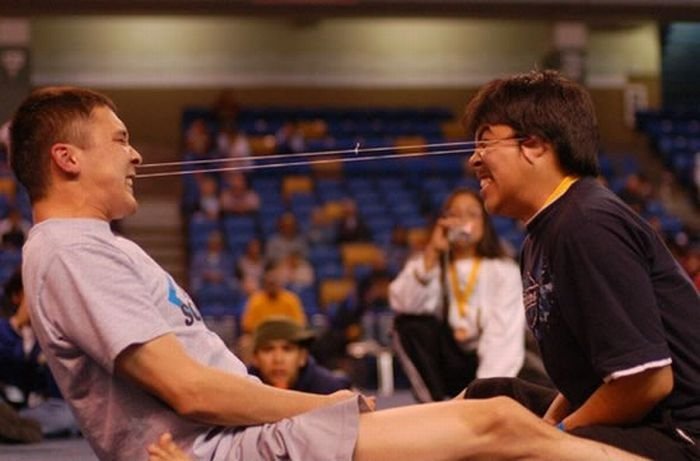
451;396;523;434
475;396;540;437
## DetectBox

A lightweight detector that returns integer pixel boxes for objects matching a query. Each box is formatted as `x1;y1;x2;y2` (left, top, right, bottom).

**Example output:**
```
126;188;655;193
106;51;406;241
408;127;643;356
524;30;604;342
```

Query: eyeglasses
472;135;525;159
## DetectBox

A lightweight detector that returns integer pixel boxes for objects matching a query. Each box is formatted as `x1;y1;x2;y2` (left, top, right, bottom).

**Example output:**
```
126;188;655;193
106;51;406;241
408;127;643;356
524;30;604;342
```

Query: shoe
0;401;42;444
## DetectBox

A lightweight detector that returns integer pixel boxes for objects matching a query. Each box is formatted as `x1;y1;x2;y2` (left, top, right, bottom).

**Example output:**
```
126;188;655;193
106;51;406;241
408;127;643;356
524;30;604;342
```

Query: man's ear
49;143;80;174
520;136;550;165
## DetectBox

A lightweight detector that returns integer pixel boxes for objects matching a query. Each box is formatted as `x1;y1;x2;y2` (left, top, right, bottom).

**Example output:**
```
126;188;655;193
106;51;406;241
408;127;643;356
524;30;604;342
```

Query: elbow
651;366;674;401
167;378;214;421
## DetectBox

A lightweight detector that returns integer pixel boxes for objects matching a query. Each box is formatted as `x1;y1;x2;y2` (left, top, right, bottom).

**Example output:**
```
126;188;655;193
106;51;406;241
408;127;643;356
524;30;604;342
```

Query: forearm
176;366;348;426
388;258;441;315
562;366;673;431
116;333;355;428
543;392;571;425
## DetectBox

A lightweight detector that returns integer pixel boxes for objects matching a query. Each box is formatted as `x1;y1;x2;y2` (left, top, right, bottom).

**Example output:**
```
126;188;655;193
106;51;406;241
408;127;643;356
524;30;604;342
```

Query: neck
524;173;579;222
33;196;109;224
451;245;477;260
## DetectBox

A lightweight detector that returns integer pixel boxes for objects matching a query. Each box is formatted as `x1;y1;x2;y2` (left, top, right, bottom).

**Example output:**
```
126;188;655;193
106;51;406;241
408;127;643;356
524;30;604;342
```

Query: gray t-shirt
23;219;254;460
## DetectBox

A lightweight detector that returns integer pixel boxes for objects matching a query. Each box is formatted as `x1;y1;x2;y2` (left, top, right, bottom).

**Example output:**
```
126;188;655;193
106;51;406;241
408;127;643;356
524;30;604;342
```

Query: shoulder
480;257;522;286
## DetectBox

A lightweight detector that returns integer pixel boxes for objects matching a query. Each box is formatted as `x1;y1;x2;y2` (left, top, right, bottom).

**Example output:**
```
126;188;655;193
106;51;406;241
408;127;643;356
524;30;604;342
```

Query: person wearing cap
249;318;352;394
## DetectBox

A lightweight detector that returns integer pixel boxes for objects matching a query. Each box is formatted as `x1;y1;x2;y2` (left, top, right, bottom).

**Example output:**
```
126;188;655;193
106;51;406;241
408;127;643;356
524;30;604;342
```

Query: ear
49;143;81;175
520;136;550;165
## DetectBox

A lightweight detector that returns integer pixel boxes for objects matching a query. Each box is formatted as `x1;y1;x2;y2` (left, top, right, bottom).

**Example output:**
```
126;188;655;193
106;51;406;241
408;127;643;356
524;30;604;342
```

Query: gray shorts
191;396;365;461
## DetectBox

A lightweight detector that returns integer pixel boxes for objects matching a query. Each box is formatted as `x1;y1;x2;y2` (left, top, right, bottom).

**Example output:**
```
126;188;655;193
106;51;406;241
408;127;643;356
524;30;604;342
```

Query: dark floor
0;389;416;461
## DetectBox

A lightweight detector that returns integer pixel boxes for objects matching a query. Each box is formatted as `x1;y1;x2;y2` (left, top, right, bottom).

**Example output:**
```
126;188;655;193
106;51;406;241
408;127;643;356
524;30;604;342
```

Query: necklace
448;257;482;318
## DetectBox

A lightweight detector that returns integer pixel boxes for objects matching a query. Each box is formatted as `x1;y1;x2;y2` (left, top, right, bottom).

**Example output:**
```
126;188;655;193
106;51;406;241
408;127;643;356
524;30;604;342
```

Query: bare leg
354;397;648;461
147;432;191;461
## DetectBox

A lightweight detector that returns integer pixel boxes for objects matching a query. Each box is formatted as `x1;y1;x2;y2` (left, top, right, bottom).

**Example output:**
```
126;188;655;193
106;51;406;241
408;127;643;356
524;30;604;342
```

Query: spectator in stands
275;121;306;155
335;199;372;244
0;208;31;250
194;174;221;221
183;118;214;161
463;69;700;460
389;188;527;402
248;317;351;394
219;171;260;216
0;271;78;439
307;206;336;247
265;212;308;262
236;237;265;295
311;260;393;375
216;126;252;168
278;250;315;294
241;261;307;335
617;172;653;215
189;230;235;293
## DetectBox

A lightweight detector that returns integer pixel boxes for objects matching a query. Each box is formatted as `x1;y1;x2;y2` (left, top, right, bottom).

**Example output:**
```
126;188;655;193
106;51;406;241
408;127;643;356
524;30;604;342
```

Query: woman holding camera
389;188;527;402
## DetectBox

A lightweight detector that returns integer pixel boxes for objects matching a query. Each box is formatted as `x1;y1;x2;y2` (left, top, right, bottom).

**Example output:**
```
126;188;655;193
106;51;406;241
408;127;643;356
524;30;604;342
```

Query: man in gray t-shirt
10;86;643;461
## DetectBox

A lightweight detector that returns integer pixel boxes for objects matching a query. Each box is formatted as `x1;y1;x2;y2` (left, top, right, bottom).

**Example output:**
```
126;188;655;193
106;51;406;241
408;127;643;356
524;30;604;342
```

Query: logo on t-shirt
166;277;202;326
523;257;555;340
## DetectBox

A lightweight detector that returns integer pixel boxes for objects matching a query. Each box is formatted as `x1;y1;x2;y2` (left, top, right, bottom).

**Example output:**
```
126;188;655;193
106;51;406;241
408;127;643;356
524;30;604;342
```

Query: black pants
465;377;700;461
393;314;477;402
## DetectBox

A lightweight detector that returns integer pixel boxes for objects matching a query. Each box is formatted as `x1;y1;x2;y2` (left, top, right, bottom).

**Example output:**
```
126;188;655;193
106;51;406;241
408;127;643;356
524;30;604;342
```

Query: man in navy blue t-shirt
465;69;700;460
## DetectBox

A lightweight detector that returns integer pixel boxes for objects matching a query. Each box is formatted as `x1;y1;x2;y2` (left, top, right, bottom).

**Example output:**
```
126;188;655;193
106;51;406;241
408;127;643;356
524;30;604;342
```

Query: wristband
556;421;566;432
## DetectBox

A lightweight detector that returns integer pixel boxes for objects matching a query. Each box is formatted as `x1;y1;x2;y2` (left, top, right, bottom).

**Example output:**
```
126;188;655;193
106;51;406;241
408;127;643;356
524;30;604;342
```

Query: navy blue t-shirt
522;177;700;433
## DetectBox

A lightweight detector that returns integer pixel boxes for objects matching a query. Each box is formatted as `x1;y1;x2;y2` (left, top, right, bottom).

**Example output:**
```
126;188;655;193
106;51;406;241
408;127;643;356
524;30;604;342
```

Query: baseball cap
252;317;315;351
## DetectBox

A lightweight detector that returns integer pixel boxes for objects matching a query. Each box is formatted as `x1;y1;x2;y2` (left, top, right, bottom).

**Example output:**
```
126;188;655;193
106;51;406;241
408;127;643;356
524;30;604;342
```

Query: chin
112;200;139;220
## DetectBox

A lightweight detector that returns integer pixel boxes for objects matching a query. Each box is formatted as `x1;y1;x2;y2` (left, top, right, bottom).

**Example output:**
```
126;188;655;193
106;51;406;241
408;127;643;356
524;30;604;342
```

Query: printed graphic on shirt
166;277;202;326
523;256;555;340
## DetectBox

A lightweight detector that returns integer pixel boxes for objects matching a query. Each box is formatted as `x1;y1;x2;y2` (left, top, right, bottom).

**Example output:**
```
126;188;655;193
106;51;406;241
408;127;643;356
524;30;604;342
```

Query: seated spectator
265;212;308;262
216;127;252;168
241;261;307;335
335;199;372;244
220;171;260;216
617;172;653;215
236;237;265;295
194;174;221;221
275;121;306;155
248;318;351;394
0;208;31;250
279;250;315;294
307;207;336;247
0;271;78;439
311;262;393;375
183;118;214;161
389;188;529;402
190;230;235;293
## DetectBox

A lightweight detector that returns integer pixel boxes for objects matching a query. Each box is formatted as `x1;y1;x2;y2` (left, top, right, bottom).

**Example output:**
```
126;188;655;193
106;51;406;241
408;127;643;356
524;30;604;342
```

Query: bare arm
543;392;572;425
561;366;673;431
115;333;356;426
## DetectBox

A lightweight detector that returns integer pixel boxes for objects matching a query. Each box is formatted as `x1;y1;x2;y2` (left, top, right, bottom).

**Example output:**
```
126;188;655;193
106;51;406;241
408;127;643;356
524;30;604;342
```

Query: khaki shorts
192;396;366;461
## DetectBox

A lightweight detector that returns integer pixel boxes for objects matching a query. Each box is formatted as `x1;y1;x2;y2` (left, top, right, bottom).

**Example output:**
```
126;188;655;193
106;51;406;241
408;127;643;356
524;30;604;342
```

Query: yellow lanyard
448;257;482;318
542;175;579;209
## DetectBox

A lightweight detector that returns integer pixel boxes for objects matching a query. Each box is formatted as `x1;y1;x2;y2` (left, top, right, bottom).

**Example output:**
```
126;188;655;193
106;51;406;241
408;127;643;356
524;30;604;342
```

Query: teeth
480;178;491;188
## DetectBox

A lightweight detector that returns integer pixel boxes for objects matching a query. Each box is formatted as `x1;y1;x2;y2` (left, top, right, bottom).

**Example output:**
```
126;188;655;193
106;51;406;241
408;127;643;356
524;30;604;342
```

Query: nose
131;146;143;165
467;149;482;171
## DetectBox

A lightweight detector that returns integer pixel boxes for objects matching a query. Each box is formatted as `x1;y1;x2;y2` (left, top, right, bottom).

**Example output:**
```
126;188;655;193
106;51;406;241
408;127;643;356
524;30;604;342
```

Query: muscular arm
115;333;354;426
561;366;673;430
